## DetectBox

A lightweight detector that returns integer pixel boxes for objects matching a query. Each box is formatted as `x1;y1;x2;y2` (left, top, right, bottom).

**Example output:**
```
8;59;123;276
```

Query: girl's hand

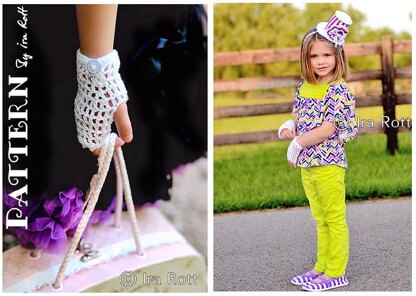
278;119;296;139
288;160;297;169
74;50;130;155
280;127;296;140
75;6;125;157
92;102;133;157
286;137;303;169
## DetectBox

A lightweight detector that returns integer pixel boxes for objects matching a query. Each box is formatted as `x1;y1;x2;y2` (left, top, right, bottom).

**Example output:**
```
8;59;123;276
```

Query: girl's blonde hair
300;28;349;84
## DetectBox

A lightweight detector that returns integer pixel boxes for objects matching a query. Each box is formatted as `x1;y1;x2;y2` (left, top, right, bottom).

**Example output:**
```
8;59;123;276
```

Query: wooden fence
214;36;412;154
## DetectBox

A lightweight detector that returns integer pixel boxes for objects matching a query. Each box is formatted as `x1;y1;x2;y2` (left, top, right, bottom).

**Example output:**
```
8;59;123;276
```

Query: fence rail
215;93;412;119
214;66;411;93
214;37;412;153
214;40;411;66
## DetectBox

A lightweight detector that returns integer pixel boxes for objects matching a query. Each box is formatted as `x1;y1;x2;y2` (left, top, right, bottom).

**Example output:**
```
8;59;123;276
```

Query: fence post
380;35;398;154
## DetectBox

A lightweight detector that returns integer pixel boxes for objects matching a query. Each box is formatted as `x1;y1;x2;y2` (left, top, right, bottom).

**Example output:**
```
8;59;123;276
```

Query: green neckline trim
299;81;330;99
299;79;345;99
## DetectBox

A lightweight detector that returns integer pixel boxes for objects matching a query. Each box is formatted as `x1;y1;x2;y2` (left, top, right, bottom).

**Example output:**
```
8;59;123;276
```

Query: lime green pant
301;165;349;278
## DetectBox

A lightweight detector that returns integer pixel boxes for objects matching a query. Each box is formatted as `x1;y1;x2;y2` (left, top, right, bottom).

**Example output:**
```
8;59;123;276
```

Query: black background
3;5;207;209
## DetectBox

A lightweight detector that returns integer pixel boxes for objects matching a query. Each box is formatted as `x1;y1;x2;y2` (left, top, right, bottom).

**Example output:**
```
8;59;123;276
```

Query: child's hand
278;119;296;139
74;50;131;156
280;127;296;140
91;102;132;157
288;160;297;169
287;137;303;169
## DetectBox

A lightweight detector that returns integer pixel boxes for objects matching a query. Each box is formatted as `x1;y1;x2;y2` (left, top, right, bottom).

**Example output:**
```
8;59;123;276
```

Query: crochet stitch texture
74;50;128;151
287;137;303;165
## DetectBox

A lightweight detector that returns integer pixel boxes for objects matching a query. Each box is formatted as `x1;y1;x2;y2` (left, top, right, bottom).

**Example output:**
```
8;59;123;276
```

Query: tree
214;3;412;83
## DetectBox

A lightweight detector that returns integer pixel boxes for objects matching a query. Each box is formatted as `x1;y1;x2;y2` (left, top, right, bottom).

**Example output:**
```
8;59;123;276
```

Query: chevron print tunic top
292;80;358;168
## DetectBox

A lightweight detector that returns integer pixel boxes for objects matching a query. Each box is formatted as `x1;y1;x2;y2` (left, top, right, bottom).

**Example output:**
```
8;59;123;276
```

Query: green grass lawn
214;132;412;213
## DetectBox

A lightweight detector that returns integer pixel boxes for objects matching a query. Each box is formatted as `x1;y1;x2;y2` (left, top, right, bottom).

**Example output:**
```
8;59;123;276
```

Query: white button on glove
278;119;295;139
74;49;128;151
287;137;303;166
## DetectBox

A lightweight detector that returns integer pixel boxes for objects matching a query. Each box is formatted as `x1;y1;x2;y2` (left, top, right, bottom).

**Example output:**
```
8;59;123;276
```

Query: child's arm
287;121;334;168
75;5;132;156
76;5;117;58
296;120;335;148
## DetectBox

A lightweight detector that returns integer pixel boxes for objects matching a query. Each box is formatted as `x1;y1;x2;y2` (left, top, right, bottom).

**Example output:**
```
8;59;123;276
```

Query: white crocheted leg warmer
287;137;303;165
74;49;128;151
278;119;295;139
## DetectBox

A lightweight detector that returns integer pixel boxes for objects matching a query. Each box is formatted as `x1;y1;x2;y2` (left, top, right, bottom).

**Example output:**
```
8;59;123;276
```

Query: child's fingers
114;103;133;143
283;129;294;139
91;137;125;157
288;160;297;168
281;129;292;139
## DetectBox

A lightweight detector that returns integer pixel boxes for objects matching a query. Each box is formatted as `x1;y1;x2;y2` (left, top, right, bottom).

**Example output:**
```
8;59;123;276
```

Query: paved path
214;198;411;291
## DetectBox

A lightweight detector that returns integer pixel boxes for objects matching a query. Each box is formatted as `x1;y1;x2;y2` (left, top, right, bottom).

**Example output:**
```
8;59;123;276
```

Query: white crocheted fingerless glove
287;137;303;165
74;49;128;151
278;119;295;139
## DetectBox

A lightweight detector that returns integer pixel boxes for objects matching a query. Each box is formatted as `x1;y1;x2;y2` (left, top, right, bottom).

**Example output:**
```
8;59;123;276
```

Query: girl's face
310;40;336;83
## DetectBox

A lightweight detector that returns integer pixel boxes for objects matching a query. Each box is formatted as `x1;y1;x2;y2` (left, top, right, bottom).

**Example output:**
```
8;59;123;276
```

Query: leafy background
213;3;412;213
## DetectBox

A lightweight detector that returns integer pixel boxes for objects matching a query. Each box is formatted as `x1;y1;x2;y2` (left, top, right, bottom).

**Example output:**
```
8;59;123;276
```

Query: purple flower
3;187;123;253
14;217;67;254
3;189;18;209
44;188;84;233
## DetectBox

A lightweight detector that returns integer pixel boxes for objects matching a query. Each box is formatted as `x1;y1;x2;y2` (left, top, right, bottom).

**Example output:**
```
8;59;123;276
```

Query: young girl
278;11;358;292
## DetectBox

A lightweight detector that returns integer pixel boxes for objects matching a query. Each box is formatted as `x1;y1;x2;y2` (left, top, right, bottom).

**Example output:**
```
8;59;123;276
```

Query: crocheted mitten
287;137;303;165
74;49;128;151
278;119;295;139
